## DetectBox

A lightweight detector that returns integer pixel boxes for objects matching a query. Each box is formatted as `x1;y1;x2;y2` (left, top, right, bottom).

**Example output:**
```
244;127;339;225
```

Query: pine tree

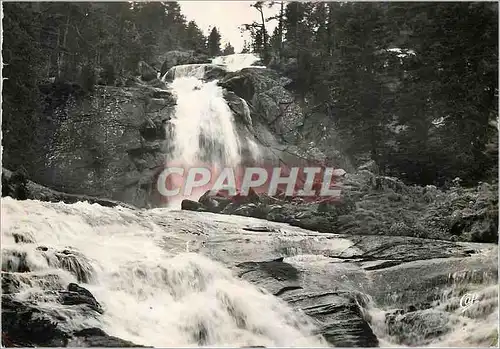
185;20;208;54
241;40;251;53
240;1;286;62
222;42;235;55
207;27;222;57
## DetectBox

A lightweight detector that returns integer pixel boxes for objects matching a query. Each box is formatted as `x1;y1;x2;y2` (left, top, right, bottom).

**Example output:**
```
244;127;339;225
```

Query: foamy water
3;197;498;347
4;51;496;347
1;197;328;347
168;76;241;168
212;53;265;72
165;64;208;80
364;274;499;348
160;54;267;206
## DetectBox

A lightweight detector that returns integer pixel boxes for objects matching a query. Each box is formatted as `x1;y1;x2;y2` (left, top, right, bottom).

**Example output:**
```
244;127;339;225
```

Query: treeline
243;2;498;186
3;2;233;85
2;2;232;171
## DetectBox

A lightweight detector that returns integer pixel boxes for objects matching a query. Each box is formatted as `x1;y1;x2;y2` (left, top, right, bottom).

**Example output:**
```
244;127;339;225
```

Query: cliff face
33;82;175;208
218;67;331;169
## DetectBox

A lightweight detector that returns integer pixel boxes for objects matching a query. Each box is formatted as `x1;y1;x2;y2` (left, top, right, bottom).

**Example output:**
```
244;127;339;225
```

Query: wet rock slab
1;281;145;347
150;209;498;347
235;258;378;347
2;198;497;347
70;328;150;347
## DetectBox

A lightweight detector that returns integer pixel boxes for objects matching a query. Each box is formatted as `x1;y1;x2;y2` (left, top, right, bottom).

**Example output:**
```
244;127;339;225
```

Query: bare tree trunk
259;8;267;51
254;3;269;62
117;10;124;76
278;1;284;58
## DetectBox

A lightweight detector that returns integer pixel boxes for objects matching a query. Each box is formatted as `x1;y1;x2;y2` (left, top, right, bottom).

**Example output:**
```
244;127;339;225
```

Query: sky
179;1;279;53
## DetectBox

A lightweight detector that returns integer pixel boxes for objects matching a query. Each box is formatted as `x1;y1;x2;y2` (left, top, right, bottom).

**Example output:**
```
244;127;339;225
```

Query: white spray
168;76;241;168
1;197;328;347
212;53;265;72
162;54;266;205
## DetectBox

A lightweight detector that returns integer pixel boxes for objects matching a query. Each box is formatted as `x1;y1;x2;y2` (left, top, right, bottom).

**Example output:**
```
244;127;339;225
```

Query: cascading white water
4;196;497;348
212;53;265;72
160;54;266;206
166;54;266;167
1;197;328;347
168;76;241;168
365;284;499;348
247;137;263;163
166;64;211;80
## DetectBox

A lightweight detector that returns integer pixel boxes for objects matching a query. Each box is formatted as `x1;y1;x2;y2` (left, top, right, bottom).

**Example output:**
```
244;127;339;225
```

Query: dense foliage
243;2;498;186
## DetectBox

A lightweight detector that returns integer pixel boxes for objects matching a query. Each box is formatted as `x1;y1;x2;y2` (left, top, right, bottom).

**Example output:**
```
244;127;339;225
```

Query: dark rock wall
33;84;176;208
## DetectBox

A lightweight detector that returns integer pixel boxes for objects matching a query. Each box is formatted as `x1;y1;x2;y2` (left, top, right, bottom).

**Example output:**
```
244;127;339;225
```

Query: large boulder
1;281;146;347
223;90;254;136
198;189;233;213
236;258;379;347
2;168;29;200
218;68;304;143
203;64;227;81
138;61;158;82
59;283;103;314
181;199;207;212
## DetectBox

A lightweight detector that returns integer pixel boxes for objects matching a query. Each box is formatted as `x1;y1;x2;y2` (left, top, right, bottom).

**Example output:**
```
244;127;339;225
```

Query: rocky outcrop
2;168;134;208
1;231;146;348
219;68;303;143
223;90;253;130
218;67;330;169
159;50;211;77
1;283;146;347
11;51;334;209
32;80;176;208
236;258;379;347
182;169;498;243
158;209;496;347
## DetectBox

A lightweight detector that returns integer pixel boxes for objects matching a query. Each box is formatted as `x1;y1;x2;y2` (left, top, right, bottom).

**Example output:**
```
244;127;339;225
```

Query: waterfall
1;197;328;347
212;53;265;72
167;64;208;80
161;54;265;205
168;76;241;168
365;283;499;347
